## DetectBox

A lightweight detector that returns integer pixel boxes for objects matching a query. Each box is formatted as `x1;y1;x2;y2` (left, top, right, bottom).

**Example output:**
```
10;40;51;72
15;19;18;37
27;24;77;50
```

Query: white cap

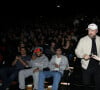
87;23;98;30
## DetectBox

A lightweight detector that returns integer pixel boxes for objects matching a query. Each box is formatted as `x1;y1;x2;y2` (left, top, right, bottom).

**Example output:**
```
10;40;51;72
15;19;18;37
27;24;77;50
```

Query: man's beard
88;34;96;38
36;54;42;57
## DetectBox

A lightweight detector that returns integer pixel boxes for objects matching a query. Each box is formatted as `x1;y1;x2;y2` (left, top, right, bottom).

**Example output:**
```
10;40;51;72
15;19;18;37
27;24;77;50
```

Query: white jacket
75;35;100;69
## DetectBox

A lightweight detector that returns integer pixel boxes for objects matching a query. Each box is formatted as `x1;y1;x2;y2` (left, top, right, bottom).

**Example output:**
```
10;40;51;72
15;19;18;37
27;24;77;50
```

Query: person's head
18;42;26;52
87;23;98;38
67;35;72;40
55;46;62;56
50;41;56;48
33;47;43;57
20;47;27;56
32;54;37;60
19;42;25;47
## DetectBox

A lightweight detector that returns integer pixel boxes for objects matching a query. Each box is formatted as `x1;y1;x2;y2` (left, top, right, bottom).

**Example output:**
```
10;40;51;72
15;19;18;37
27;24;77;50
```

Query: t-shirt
53;56;61;71
15;55;31;69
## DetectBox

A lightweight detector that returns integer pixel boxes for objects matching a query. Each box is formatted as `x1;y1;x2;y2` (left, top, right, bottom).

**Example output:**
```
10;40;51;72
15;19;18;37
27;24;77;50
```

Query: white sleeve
75;39;85;58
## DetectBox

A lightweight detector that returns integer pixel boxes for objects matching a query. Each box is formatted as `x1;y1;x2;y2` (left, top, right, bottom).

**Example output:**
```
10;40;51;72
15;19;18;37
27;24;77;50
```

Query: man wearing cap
75;23;100;90
18;47;49;90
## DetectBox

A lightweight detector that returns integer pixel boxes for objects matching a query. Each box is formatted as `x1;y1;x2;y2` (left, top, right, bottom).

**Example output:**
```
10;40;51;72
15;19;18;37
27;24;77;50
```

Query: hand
16;56;21;60
68;67;74;70
83;54;90;60
92;55;100;61
66;67;74;70
54;63;60;68
33;68;39;73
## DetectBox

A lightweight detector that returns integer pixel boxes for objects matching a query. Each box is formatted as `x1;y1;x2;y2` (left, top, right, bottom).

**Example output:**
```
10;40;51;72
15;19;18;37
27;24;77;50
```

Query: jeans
38;71;62;90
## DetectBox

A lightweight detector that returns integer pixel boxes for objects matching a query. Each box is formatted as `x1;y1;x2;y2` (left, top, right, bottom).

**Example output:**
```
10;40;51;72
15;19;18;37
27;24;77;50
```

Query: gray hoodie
29;54;49;70
49;55;69;74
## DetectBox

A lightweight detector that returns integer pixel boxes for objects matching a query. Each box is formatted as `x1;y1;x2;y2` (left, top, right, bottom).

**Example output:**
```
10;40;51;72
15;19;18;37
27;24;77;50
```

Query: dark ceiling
0;0;99;28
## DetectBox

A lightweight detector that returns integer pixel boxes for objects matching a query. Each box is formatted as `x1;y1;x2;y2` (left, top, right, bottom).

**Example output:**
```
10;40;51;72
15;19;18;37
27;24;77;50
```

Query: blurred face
88;29;98;38
56;48;62;55
20;43;25;47
20;48;26;55
35;51;42;57
51;42;56;47
32;55;37;60
67;35;72;40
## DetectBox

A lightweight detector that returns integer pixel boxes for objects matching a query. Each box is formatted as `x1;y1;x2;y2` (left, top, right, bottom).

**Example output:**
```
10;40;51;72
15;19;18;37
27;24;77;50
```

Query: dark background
0;0;100;31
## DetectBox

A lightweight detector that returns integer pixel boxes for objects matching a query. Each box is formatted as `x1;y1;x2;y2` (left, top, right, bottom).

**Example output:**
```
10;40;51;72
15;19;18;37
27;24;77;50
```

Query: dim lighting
56;5;61;8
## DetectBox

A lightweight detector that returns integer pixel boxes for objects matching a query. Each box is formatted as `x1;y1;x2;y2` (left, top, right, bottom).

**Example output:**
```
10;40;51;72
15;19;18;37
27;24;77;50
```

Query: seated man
18;47;49;90
0;47;31;90
38;46;69;90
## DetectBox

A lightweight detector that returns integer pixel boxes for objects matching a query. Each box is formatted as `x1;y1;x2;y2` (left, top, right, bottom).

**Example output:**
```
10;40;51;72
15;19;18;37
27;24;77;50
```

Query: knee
39;72;45;79
39;72;44;76
33;72;39;79
55;72;61;76
54;72;62;78
34;71;39;75
19;70;24;76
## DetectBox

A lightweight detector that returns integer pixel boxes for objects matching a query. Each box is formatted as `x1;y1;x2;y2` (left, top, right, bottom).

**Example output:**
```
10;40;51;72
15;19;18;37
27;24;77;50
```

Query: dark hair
19;47;28;54
55;45;62;51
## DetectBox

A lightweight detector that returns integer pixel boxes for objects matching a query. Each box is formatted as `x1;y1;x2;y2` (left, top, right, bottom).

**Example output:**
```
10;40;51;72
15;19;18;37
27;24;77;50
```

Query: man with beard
75;23;100;90
18;47;49;90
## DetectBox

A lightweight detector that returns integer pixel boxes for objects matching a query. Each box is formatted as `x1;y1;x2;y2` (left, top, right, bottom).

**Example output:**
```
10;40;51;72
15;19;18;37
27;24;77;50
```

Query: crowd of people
0;16;100;90
0;23;78;66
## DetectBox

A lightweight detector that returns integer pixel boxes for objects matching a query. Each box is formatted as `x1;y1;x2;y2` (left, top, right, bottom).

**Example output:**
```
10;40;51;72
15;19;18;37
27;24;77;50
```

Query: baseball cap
87;23;98;30
33;47;43;53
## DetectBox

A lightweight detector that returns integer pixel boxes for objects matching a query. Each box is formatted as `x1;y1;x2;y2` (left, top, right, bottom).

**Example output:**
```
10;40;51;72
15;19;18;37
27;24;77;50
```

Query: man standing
38;46;69;90
75;23;100;90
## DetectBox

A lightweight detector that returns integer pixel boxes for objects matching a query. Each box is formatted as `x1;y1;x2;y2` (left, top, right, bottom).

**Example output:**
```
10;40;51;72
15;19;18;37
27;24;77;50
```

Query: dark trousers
0;67;20;90
82;66;100;90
